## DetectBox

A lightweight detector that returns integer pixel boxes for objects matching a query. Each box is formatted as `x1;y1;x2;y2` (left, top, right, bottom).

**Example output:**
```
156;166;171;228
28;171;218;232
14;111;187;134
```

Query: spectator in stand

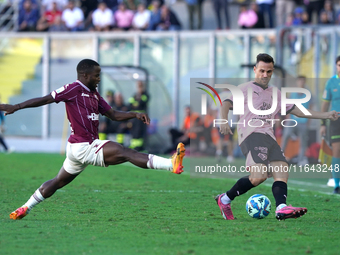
319;0;335;23
319;10;332;24
123;0;140;11
238;4;258;29
185;0;202;30
250;2;265;29
285;13;294;26
147;0;161;31
301;11;310;24
256;0;274;28
156;5;181;31
213;0;229;30
91;2;114;31
61;0;84;31
41;0;68;13
18;0;39;9
36;1;62;31
305;0;325;23
49;14;68;31
275;0;295;27
292;7;303;25
18;0;40;32
113;3;134;31
132;3;151;30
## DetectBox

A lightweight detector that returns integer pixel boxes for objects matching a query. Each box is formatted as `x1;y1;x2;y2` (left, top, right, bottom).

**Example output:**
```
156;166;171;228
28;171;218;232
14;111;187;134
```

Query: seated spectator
250;2;265;29
123;0;140;11
114;3;134;31
292;7;303;25
132;3;151;30
18;0;40;32
319;0;335;24
156;5;181;31
237;4;258;29
301;11;310;24
18;0;39;9
41;0;68;12
49;15;68;31
91;2;114;31
61;0;84;31
147;0;161;30
285;13;294;26
319;10;332;24
36;1;62;31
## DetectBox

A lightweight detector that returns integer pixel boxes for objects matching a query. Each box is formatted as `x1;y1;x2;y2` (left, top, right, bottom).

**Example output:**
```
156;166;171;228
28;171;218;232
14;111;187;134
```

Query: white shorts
63;139;110;175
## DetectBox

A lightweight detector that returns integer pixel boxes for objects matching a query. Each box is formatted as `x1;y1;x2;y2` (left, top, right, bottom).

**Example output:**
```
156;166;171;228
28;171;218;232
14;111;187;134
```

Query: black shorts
330;118;340;144
240;133;288;167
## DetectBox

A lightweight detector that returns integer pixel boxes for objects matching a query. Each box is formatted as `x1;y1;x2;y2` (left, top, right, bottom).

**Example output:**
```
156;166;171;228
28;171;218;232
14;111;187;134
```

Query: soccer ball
246;194;271;219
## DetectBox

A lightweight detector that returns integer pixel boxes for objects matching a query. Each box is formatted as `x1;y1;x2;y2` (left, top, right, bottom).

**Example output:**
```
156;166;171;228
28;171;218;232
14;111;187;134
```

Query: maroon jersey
51;80;111;143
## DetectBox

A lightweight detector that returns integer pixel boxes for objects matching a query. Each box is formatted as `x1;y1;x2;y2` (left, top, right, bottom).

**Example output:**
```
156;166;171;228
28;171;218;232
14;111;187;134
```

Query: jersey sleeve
322;79;332;101
98;94;112;115
51;83;74;103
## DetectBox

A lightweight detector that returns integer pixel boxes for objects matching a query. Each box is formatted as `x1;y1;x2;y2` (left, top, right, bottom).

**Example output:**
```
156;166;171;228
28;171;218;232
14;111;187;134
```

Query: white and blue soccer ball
246;194;271;219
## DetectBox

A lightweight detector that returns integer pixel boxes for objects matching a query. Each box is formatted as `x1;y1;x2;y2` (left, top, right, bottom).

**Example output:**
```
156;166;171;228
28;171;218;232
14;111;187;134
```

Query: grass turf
1;153;340;255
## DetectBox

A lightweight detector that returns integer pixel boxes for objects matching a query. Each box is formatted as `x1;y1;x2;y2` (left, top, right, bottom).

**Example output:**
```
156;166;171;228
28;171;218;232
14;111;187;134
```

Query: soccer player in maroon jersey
0;59;185;220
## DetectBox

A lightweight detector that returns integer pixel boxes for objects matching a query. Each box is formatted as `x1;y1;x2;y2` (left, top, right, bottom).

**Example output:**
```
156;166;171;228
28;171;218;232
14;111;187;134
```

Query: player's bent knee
249;177;267;186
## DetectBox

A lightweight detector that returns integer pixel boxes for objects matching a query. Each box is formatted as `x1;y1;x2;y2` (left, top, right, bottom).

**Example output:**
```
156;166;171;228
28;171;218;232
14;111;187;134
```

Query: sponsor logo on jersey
82;93;90;97
87;113;99;121
56;86;65;94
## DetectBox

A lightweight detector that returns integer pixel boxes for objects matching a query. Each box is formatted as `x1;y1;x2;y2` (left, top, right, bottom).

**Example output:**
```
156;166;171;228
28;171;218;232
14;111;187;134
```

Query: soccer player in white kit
216;53;339;220
0;59;186;220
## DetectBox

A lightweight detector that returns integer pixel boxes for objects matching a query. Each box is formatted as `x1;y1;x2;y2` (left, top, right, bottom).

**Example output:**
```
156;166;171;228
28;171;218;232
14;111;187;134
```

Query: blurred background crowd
1;0;340;32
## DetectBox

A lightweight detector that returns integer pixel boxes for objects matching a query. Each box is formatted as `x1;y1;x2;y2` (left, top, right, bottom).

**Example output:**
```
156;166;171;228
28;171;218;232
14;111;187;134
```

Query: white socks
147;154;172;171
221;193;232;204
23;189;45;210
276;203;287;211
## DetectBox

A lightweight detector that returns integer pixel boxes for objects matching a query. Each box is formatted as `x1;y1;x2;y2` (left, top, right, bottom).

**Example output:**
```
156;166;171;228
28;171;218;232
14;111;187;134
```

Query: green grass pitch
1;153;340;255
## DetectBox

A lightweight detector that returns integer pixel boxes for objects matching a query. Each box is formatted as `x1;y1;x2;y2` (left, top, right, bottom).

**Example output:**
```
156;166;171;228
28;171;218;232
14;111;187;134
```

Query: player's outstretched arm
219;100;233;135
104;108;150;124
0;94;55;116
290;107;339;121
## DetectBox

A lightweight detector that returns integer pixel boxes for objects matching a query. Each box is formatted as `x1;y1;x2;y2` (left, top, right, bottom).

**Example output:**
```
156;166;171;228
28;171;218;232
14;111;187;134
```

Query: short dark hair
336;55;340;64
297;75;306;79
256;53;274;65
76;59;100;74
